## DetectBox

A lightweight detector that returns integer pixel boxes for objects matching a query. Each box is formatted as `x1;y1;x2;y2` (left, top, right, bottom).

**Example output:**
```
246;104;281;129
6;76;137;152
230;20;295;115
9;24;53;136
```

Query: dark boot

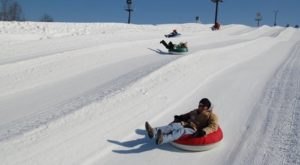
156;129;163;145
145;122;154;139
160;40;170;50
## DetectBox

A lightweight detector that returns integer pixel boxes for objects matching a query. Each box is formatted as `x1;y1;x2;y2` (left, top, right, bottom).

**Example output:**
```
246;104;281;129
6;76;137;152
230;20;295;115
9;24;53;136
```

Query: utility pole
211;0;223;25
255;12;263;27
273;10;279;26
125;0;133;24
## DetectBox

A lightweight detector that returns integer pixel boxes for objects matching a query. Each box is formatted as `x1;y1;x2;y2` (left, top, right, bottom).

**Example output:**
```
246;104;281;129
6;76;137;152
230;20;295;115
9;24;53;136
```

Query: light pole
125;0;133;24
211;0;223;25
255;12;263;27
273;10;279;26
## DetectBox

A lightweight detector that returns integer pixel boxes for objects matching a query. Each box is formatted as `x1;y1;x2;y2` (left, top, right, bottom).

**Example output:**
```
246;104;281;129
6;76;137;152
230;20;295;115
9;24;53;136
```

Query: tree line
0;0;53;22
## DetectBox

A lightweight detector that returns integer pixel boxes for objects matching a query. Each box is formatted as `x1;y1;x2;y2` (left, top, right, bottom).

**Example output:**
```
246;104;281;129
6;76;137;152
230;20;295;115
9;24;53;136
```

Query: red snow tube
171;127;223;151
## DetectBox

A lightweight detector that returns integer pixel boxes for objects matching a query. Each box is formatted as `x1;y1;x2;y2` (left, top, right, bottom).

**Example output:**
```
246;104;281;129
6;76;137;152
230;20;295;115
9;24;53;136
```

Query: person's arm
174;112;190;122
203;113;218;134
192;113;218;137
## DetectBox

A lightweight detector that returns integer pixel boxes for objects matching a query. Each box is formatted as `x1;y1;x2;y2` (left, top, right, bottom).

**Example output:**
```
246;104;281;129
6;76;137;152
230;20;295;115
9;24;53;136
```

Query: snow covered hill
0;22;299;165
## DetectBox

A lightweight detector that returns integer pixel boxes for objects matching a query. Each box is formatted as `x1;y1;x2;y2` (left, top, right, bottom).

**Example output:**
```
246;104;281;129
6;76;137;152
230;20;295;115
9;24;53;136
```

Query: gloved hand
192;130;206;137
174;115;183;122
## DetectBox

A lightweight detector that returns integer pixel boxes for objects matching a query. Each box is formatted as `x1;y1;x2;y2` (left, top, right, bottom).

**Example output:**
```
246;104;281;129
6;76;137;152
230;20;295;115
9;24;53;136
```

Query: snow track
0;24;285;140
228;41;300;165
0;22;299;165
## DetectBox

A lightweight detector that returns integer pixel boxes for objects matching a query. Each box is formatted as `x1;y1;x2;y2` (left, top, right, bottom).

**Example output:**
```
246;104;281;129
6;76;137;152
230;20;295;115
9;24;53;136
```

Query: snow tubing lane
171;127;223;152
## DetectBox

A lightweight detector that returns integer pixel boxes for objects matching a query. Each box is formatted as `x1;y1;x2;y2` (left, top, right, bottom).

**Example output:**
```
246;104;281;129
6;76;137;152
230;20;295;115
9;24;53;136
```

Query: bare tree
40;14;54;22
0;0;24;21
8;1;23;20
0;0;10;20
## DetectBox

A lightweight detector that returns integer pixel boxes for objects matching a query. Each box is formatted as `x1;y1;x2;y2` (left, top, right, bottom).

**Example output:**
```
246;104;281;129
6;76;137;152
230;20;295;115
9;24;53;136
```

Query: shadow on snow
148;48;172;55
107;129;185;154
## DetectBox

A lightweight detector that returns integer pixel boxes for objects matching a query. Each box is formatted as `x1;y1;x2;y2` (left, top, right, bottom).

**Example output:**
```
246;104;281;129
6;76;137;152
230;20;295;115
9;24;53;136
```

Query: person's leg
149;122;182;141
156;122;182;134
145;122;155;138
146;122;181;139
156;124;195;144
146;122;195;144
157;127;195;144
160;40;169;49
160;128;184;144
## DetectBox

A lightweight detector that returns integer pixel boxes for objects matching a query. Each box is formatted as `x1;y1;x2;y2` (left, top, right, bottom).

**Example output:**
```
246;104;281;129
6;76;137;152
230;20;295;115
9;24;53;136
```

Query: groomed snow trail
0;22;299;165
0;24;283;141
228;41;300;165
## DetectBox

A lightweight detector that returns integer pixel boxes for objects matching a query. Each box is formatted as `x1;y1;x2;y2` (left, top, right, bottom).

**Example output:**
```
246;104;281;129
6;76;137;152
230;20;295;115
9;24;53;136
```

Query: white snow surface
0;22;300;165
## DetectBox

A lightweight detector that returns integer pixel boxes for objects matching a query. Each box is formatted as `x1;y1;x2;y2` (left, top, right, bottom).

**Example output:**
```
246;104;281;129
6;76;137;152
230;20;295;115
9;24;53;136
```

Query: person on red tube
145;98;219;145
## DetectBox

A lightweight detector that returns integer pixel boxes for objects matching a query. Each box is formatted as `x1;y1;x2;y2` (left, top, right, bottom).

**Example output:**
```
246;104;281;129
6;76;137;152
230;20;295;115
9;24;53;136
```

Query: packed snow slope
0;22;300;165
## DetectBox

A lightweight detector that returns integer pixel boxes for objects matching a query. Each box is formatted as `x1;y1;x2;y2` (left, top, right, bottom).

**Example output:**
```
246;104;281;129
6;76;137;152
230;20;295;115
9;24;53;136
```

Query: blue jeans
154;122;196;144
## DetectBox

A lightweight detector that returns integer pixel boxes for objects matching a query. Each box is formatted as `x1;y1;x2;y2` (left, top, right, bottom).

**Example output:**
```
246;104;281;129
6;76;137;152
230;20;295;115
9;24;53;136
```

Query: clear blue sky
18;0;299;26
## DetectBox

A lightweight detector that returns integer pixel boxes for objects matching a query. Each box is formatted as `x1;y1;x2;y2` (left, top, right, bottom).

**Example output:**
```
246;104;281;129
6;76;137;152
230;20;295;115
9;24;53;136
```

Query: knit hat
199;98;211;108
